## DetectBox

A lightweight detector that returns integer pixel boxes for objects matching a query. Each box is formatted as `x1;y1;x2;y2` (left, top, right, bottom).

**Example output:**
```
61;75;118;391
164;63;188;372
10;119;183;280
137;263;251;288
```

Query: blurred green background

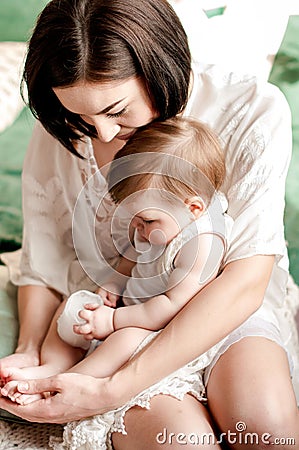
0;2;298;284
269;16;299;284
0;0;48;41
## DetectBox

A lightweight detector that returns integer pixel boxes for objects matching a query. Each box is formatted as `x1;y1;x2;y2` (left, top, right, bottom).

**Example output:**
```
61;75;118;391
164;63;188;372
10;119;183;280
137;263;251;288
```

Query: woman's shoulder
23;121;89;176
187;62;292;166
189;62;290;118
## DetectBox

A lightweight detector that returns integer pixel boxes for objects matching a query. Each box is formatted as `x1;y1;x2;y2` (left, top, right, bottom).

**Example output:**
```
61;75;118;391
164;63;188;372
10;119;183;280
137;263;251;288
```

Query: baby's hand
95;284;120;308
73;303;114;340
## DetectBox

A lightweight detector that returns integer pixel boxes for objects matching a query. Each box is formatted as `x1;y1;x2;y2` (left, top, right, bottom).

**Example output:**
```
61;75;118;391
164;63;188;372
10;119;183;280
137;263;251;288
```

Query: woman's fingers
0;373;113;423
17;377;61;395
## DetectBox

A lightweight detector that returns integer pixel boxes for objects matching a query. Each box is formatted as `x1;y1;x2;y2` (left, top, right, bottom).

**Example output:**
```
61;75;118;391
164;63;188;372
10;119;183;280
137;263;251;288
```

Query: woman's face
53;77;158;144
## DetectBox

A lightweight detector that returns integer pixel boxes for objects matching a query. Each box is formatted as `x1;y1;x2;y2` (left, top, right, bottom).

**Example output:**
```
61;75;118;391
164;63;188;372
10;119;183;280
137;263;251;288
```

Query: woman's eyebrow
96;98;126;115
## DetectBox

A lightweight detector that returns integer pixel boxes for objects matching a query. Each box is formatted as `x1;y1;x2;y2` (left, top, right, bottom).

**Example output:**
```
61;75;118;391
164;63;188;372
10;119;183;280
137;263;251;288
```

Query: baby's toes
16;393;43;405
1;380;19;399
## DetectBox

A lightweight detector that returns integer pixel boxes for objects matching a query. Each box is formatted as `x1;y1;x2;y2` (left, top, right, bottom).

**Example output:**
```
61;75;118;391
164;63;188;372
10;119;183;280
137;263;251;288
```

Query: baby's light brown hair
107;117;225;206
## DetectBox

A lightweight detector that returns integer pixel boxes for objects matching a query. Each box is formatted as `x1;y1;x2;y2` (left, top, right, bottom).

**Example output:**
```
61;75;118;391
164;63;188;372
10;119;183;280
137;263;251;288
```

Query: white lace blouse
14;63;292;333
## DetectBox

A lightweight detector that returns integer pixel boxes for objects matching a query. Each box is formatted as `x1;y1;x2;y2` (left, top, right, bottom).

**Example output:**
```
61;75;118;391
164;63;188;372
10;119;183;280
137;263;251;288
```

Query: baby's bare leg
2;327;151;405
69;327;152;378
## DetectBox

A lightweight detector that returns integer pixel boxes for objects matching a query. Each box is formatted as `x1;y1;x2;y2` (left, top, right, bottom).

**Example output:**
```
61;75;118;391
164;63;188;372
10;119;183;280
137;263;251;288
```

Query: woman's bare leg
207;337;299;449
113;394;222;449
0;285;61;375
2;299;85;380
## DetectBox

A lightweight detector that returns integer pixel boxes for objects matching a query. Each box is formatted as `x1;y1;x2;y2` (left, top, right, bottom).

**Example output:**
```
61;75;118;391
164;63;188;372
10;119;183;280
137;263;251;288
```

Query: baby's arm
75;234;224;338
113;233;225;331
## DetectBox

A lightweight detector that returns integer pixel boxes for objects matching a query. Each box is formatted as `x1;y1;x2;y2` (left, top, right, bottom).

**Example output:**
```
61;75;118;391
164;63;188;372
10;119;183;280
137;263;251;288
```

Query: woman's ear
185;196;206;219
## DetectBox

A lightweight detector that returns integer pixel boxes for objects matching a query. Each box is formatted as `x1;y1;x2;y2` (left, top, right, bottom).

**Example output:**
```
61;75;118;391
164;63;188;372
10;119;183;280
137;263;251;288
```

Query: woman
0;0;298;448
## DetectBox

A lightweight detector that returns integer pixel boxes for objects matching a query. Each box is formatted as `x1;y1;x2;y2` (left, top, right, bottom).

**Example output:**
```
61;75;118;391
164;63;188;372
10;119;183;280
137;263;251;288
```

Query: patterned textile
0;42;26;133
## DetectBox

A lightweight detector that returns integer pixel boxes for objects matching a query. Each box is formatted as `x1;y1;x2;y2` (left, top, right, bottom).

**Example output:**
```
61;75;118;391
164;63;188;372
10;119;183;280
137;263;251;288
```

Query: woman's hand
0;373;118;424
95;284;120;308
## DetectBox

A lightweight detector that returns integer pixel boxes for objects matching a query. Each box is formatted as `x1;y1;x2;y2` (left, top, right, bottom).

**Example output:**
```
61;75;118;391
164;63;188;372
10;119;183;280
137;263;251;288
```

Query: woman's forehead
52;77;140;114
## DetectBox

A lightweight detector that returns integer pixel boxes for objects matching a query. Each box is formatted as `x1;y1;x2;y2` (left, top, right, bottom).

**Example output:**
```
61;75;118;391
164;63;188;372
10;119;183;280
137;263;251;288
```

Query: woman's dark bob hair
23;0;191;156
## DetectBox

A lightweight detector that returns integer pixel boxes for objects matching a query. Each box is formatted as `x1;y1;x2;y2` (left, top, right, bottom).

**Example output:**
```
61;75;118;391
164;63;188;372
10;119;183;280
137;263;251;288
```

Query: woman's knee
112;394;221;450
215;406;298;449
219;399;298;441
207;337;299;447
208;379;299;449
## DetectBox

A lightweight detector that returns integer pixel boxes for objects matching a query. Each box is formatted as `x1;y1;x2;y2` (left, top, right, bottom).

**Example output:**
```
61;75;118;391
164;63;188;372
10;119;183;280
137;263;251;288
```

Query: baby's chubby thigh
57;290;103;350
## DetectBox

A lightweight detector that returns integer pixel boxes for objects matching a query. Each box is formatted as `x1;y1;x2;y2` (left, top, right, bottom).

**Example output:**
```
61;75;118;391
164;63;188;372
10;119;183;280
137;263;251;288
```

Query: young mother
0;0;298;448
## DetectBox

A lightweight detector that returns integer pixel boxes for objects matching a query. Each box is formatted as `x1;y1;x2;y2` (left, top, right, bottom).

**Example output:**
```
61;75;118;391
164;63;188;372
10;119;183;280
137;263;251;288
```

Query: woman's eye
143;220;155;224
106;107;127;118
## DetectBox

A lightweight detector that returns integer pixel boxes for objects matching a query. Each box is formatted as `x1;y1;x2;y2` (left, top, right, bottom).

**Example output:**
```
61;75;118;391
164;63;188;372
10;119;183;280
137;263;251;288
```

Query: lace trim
49;376;206;450
49;336;224;450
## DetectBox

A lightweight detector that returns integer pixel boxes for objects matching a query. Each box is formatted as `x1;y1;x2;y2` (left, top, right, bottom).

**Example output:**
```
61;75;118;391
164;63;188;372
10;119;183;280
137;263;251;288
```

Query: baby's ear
184;196;206;219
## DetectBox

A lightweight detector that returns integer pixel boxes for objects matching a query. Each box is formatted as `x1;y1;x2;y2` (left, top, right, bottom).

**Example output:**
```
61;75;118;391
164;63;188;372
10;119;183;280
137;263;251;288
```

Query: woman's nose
93;117;121;143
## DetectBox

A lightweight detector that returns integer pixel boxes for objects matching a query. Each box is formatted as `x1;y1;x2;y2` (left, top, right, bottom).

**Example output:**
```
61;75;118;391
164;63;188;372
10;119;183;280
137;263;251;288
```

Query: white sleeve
14;122;123;296
14;122;97;296
224;84;292;266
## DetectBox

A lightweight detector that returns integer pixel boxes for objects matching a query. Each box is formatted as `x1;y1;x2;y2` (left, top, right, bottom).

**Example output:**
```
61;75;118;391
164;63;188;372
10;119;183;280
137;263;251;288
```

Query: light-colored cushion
0;41;27;133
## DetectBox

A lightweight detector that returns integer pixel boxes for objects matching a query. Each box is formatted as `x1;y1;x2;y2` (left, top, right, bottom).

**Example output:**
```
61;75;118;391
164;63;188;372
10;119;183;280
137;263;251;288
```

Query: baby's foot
0;367;43;405
0;366;26;390
1;379;42;405
1;366;41;385
0;351;39;378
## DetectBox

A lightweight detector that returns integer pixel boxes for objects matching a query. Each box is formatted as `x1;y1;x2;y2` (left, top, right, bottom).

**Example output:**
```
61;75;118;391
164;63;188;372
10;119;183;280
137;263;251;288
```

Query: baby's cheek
148;229;167;245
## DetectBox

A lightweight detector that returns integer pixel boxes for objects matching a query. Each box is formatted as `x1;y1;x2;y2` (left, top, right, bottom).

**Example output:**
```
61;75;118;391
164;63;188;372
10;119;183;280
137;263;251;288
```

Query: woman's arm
0;254;274;422
95;254;136;307
109;254;275;401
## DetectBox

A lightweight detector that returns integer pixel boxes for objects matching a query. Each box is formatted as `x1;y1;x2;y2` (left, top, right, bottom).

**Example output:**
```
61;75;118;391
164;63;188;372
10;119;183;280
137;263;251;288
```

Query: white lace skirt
49;313;292;450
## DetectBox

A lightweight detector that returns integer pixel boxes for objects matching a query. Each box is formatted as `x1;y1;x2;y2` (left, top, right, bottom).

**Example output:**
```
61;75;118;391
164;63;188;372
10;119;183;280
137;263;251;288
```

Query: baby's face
131;208;181;245
124;190;194;246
